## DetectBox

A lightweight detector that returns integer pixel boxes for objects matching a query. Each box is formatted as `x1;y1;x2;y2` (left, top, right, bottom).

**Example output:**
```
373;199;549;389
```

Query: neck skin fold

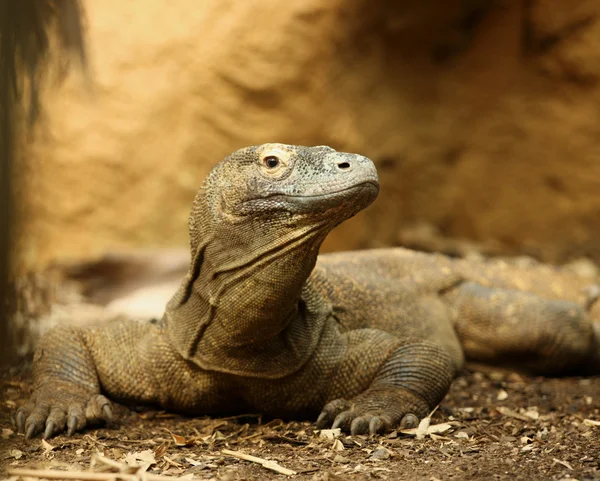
166;192;334;362
199;219;329;346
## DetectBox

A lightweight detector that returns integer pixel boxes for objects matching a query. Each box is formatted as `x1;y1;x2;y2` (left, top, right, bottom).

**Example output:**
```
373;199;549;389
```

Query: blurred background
4;0;600;356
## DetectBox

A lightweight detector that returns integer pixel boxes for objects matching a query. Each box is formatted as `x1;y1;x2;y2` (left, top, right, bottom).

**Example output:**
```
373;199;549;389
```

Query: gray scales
17;144;600;439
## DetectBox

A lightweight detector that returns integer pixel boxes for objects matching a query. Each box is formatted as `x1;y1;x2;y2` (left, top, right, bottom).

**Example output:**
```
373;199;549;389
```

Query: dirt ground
1;362;598;481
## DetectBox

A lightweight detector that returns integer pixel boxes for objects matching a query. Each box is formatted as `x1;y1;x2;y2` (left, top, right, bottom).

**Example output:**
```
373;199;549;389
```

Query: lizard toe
85;395;113;423
43;407;68;439
349;413;393;435
67;405;86;436
316;399;351;429
331;410;354;431
15;404;32;434
369;416;386;435
102;403;113;421
400;413;419;429
25;423;39;440
350;415;370;435
43;420;56;440
24;404;49;440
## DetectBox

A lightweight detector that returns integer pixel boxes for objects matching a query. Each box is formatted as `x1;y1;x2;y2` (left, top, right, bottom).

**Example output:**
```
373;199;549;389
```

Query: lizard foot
315;387;429;435
16;382;113;439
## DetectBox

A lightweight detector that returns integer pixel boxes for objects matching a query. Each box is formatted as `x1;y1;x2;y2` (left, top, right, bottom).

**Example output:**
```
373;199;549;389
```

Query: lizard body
17;144;600;439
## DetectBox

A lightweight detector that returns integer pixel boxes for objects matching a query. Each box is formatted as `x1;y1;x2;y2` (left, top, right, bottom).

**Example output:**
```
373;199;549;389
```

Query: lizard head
201;143;380;229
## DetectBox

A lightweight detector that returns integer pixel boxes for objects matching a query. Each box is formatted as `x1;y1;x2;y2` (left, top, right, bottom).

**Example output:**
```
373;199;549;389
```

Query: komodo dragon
17;144;600;439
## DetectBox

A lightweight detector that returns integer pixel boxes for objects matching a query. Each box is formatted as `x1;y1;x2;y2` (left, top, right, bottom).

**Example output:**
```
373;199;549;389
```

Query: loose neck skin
167;190;335;359
195;218;329;346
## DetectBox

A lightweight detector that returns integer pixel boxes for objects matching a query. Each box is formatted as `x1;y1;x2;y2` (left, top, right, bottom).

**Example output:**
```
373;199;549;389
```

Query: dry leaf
497;389;508;401
9;449;23;460
124;449;157;469
2;428;14;439
400;422;452;437
319;428;341;440
416;416;431;440
583;419;600;427
332;439;345;451
41;439;55;454
75;449;84;456
167;430;193;447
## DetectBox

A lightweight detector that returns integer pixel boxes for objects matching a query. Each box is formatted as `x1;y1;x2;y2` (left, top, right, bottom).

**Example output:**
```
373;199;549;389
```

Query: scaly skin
17;144;600;439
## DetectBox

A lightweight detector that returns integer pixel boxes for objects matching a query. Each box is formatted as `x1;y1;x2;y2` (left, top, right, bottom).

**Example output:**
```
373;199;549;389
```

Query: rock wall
15;0;600;271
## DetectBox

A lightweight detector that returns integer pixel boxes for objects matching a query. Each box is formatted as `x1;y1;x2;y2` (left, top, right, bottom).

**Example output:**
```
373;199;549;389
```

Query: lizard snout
327;152;379;189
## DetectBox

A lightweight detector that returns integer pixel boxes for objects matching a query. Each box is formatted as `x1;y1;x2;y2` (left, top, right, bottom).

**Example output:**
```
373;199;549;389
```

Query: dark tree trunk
0;0;87;367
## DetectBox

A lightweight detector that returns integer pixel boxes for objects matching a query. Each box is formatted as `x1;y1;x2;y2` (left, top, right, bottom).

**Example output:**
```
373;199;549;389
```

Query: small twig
222;448;297;476
6;468;177;481
219;413;262;422
497;406;532;422
237;432;263;442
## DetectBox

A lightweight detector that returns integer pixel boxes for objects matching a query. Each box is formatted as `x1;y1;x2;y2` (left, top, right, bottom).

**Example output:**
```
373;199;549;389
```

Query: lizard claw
349;416;369;434
369;416;385;435
316;399;351;429
102;403;113;421
43;421;56;440
66;417;78;436
15;409;27;433
400;413;419;429
331;411;354;431
25;423;38;440
67;404;85;436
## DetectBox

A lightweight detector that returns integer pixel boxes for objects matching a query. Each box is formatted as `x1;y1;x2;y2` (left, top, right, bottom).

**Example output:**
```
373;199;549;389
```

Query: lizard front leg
316;329;455;435
16;320;222;439
17;324;114;439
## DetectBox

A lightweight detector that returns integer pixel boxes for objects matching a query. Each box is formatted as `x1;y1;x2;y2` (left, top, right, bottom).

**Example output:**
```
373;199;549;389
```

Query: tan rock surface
14;0;600;272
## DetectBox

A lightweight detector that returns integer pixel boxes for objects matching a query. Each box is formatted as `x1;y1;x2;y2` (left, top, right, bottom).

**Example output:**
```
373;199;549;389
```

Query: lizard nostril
337;161;351;170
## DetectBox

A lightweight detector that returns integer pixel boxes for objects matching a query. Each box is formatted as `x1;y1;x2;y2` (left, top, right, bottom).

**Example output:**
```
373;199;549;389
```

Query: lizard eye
263;156;280;169
258;147;291;178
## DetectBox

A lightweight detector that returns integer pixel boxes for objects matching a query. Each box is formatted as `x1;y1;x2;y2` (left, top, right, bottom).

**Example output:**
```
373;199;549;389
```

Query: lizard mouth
284;181;378;202
235;180;379;219
261;181;380;215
